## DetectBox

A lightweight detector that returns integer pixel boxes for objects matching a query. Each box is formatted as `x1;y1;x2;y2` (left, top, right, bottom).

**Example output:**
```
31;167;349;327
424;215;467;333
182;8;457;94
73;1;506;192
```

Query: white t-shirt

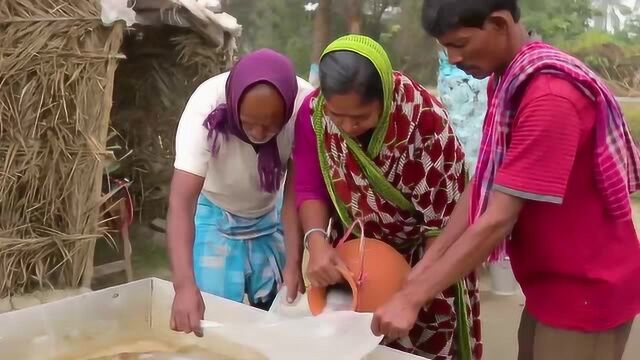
174;72;313;218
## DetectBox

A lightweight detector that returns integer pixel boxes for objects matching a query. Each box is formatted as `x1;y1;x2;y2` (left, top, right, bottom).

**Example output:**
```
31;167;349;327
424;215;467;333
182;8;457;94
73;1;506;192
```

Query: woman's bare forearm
282;161;303;266
167;170;204;290
167;200;197;289
299;200;331;251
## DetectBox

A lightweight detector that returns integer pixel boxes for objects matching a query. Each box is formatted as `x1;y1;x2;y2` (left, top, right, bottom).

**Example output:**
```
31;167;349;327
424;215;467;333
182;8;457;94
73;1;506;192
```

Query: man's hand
371;292;423;340
170;283;205;337
282;262;306;303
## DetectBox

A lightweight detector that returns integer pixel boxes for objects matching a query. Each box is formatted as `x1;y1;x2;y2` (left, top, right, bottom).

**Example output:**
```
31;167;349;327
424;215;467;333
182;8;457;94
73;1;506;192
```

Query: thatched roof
103;0;242;53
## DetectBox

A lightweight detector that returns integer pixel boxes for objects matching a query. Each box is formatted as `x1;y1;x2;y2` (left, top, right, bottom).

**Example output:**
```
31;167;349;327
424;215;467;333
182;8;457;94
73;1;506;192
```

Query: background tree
593;0;636;32
312;0;334;65
221;0;637;94
519;0;595;41
382;0;439;85
346;0;364;33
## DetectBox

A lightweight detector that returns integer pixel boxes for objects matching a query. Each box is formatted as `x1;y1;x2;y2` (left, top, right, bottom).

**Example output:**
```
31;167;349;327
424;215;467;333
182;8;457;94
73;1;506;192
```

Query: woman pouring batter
168;49;312;337
292;35;482;359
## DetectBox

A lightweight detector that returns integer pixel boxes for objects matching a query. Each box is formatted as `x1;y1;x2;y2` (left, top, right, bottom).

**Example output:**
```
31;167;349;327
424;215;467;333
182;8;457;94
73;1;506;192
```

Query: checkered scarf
471;41;640;262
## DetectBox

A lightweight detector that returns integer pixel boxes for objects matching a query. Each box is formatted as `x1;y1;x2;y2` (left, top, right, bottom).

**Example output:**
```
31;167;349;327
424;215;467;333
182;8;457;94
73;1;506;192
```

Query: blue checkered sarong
193;194;285;306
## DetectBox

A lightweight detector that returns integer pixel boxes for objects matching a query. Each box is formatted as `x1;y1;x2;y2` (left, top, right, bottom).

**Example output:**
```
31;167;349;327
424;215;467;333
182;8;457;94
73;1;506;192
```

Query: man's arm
402;191;524;308
372;190;523;338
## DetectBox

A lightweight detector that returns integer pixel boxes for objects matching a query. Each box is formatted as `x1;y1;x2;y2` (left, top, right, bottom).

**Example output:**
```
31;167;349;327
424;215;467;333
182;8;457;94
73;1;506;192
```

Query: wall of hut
0;0;237;307
0;0;123;301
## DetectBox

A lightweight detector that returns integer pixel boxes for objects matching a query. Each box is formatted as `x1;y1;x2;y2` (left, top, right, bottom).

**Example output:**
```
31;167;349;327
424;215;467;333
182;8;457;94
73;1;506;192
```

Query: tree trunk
311;0;333;63
364;0;389;41
309;0;333;86
346;0;363;33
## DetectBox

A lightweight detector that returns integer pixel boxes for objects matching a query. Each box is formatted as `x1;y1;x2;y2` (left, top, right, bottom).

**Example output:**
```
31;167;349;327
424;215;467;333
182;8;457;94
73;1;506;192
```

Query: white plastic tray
0;278;423;360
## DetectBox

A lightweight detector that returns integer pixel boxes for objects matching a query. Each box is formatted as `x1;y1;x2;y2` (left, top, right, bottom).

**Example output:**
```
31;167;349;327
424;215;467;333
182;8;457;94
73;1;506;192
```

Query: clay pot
308;219;411;315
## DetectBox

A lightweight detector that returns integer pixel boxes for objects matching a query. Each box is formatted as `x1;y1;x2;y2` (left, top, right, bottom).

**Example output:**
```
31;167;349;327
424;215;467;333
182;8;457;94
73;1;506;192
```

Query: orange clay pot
308;219;411;315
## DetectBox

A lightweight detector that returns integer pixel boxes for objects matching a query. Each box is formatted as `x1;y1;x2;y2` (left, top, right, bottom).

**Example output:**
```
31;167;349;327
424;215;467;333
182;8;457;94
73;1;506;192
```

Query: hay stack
0;0;124;297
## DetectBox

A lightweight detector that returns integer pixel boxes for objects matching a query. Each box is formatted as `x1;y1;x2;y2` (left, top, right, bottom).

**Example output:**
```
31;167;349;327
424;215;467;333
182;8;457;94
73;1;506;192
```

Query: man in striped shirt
370;1;640;359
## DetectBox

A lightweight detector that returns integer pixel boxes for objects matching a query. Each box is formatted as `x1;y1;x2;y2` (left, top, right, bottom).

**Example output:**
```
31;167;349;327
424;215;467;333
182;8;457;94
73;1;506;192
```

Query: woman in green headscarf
291;35;482;359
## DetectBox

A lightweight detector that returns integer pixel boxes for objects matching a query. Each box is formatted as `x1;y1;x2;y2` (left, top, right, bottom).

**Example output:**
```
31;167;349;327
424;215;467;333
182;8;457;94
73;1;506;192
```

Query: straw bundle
0;0;124;297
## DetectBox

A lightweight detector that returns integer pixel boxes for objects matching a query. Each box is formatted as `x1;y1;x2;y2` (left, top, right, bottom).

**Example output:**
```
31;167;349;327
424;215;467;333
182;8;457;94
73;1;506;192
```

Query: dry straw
0;0;124;297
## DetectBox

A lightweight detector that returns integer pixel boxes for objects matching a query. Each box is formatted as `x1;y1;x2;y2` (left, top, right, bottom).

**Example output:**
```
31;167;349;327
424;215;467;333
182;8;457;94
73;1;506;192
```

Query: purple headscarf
203;49;298;193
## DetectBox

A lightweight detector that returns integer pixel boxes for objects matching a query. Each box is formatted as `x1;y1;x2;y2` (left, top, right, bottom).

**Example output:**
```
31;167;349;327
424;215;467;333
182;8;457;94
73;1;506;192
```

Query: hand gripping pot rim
308;219;411;315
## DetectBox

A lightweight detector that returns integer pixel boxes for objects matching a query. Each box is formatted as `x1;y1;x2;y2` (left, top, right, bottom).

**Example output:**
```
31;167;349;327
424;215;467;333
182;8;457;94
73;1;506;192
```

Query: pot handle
336;218;367;286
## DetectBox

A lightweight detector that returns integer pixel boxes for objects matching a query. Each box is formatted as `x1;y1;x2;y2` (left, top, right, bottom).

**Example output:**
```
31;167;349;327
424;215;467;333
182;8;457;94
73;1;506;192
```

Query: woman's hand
282;262;306;303
167;170;205;337
170;283;205;337
306;233;348;288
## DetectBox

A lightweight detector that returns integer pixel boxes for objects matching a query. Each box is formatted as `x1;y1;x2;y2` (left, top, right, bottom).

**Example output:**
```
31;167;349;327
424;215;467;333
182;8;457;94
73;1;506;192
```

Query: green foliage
379;0;439;85
622;102;640;143
559;30;619;52
520;0;595;42
554;31;640;97
616;14;640;41
248;0;314;74
222;0;638;89
228;0;348;76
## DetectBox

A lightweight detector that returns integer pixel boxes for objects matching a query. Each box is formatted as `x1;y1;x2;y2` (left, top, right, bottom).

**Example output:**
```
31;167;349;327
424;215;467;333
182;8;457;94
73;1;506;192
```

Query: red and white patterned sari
311;72;482;359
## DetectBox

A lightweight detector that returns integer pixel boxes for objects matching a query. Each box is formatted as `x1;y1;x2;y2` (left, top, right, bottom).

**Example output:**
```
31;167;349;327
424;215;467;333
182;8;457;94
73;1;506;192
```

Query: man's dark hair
319;51;383;104
422;0;521;37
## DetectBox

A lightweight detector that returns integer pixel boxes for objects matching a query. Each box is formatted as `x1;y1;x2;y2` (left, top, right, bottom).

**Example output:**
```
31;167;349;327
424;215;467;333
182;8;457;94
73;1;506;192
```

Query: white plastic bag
101;0;137;26
266;285;354;320
202;287;383;360
203;311;383;360
265;285;312;320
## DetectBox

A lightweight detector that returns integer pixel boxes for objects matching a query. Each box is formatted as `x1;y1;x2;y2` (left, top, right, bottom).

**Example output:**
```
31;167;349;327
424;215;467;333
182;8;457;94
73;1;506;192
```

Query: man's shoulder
513;72;597;133
521;73;592;110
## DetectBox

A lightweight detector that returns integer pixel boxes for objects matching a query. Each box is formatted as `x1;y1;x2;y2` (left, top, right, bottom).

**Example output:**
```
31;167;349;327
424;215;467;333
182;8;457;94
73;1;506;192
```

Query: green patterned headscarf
318;34;394;158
